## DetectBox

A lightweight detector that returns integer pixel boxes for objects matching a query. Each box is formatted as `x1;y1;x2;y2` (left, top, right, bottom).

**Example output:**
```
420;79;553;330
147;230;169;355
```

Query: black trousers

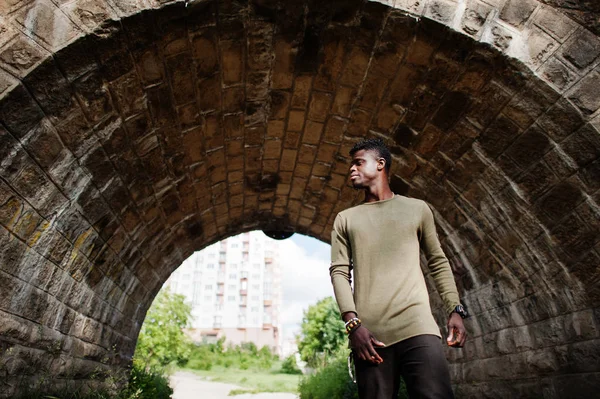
354;334;454;399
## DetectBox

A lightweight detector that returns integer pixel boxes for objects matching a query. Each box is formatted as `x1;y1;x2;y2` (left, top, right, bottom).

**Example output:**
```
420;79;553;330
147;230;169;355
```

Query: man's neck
363;183;394;203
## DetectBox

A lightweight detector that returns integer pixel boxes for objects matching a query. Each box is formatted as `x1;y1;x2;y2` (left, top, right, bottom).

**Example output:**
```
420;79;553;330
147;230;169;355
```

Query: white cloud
277;237;334;340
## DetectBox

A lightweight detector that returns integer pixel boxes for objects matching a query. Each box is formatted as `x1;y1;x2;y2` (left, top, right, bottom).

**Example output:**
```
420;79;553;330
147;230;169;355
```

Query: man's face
349;149;383;188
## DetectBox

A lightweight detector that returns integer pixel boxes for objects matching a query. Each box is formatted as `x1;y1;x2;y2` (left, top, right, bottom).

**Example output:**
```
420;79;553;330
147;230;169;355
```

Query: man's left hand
446;313;467;348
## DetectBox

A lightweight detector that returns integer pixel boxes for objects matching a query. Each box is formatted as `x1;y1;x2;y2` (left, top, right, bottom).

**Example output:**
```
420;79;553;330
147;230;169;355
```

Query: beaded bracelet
345;317;362;335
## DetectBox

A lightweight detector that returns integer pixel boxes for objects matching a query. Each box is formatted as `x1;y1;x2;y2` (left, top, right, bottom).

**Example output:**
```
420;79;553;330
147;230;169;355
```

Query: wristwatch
452;304;468;319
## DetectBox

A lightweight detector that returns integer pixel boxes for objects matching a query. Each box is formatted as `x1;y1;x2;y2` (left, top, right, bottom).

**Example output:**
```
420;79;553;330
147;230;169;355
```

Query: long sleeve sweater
330;194;460;345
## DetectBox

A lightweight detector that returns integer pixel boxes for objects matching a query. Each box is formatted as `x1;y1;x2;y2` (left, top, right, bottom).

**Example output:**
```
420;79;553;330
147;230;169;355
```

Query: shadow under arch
0;0;599;397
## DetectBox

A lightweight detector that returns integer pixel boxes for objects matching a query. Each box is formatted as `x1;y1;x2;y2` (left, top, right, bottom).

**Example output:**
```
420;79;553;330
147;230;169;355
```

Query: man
330;138;467;399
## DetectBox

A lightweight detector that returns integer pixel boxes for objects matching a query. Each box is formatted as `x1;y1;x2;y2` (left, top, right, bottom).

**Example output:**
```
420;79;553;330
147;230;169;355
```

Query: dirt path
170;371;298;399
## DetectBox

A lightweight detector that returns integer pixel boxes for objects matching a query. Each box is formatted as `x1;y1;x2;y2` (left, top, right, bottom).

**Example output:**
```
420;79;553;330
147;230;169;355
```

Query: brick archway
0;0;599;397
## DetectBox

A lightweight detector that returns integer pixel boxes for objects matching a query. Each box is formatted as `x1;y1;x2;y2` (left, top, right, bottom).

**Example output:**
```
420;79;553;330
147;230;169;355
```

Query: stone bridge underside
0;0;599;397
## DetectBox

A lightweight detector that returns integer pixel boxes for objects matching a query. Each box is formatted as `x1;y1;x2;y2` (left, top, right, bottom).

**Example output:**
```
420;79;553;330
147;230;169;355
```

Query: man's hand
342;312;385;364
350;326;385;364
446;312;467;348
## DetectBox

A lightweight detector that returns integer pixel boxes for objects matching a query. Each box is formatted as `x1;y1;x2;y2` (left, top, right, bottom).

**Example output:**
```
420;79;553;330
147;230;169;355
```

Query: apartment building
165;231;282;355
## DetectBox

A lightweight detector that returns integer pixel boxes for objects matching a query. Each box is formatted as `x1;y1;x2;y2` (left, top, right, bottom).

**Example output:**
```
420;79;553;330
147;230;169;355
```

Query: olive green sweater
330;195;460;345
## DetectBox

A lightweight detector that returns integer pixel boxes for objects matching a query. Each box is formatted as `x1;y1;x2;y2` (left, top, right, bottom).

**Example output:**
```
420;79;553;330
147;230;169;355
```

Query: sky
278;233;334;341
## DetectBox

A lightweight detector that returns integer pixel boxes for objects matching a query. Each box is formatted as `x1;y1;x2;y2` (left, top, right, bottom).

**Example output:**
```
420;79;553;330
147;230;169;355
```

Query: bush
119;361;172;399
280;355;302;375
298;352;356;399
184;339;278;372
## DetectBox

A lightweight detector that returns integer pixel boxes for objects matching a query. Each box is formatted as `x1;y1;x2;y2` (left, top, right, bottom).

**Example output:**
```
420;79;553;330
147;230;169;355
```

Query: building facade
165;231;282;355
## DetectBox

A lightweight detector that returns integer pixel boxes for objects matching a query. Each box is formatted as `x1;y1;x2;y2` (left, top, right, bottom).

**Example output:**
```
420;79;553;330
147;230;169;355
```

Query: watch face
455;305;467;318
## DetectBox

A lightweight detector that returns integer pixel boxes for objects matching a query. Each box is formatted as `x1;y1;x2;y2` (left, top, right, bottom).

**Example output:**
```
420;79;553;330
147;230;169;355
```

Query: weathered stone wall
0;0;599;397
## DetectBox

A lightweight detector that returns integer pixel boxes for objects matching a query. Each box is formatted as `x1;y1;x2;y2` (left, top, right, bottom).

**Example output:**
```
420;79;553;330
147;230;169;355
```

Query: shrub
119;361;172;399
280;355;302;375
298;352;356;399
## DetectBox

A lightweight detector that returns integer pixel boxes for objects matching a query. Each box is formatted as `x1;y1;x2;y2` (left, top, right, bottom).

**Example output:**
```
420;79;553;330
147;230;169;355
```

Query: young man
330;138;467;399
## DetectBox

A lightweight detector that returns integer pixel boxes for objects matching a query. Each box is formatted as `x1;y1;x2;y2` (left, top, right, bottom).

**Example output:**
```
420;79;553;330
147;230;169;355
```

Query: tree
297;297;346;367
134;287;192;367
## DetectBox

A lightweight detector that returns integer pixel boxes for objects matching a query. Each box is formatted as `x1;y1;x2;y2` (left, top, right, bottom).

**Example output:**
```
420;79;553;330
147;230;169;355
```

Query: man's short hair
349;138;392;174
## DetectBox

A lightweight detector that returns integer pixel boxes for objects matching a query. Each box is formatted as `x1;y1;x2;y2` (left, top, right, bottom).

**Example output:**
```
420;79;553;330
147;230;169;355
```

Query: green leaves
133;287;192;367
297;297;346;368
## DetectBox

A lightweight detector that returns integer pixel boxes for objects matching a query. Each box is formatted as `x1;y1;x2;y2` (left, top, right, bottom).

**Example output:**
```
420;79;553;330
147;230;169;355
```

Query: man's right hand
349;325;385;364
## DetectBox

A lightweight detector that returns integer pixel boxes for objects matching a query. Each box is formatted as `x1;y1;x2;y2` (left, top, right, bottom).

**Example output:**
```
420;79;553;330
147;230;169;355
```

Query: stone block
526;27;559;70
15;0;82;51
540;56;579;92
272;39;295;89
424;0;457;25
291;75;312;109
284;131;301;149
287;110;305;132
499;0;537;28
0;83;45;138
461;0;493;38
534;179;585;224
314;34;346;92
537;98;584;142
431;91;472;131
280;149;297;172
339;46;371;86
302;120;323;144
358;75;388;111
347;109;371;137
308;91;333;123
331;85;357;118
562;123;600;167
165;52;195;105
478;114;520;157
20;120;64;172
562;29;600;70
0;33;47;77
197;77;221;111
395;0;426;15
532;6;577;42
568;71;600;115
504;125;552;169
323;117;345;143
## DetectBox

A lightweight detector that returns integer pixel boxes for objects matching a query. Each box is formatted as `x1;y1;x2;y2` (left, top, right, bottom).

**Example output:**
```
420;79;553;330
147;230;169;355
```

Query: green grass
181;363;301;394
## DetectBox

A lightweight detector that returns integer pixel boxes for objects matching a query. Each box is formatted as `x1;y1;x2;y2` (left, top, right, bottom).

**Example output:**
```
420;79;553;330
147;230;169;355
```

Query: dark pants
354;334;454;399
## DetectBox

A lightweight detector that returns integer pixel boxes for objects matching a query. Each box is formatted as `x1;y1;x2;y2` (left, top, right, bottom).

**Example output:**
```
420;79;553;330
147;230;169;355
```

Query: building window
252;284;260;290
228;284;236;290
205;284;213;290
228;295;236;302
204;295;211;301
207;263;215;269
251;307;258;313
252;295;259;301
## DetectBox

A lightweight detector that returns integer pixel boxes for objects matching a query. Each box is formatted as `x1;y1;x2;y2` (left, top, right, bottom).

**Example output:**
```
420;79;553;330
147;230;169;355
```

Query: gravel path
170;371;298;399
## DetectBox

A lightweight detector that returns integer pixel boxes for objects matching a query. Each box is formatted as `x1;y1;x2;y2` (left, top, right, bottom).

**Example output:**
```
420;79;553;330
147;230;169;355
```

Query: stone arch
0;0;599;397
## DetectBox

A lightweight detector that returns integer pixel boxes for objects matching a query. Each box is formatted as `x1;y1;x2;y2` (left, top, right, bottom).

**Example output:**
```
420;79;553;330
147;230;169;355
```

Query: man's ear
377;158;386;171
